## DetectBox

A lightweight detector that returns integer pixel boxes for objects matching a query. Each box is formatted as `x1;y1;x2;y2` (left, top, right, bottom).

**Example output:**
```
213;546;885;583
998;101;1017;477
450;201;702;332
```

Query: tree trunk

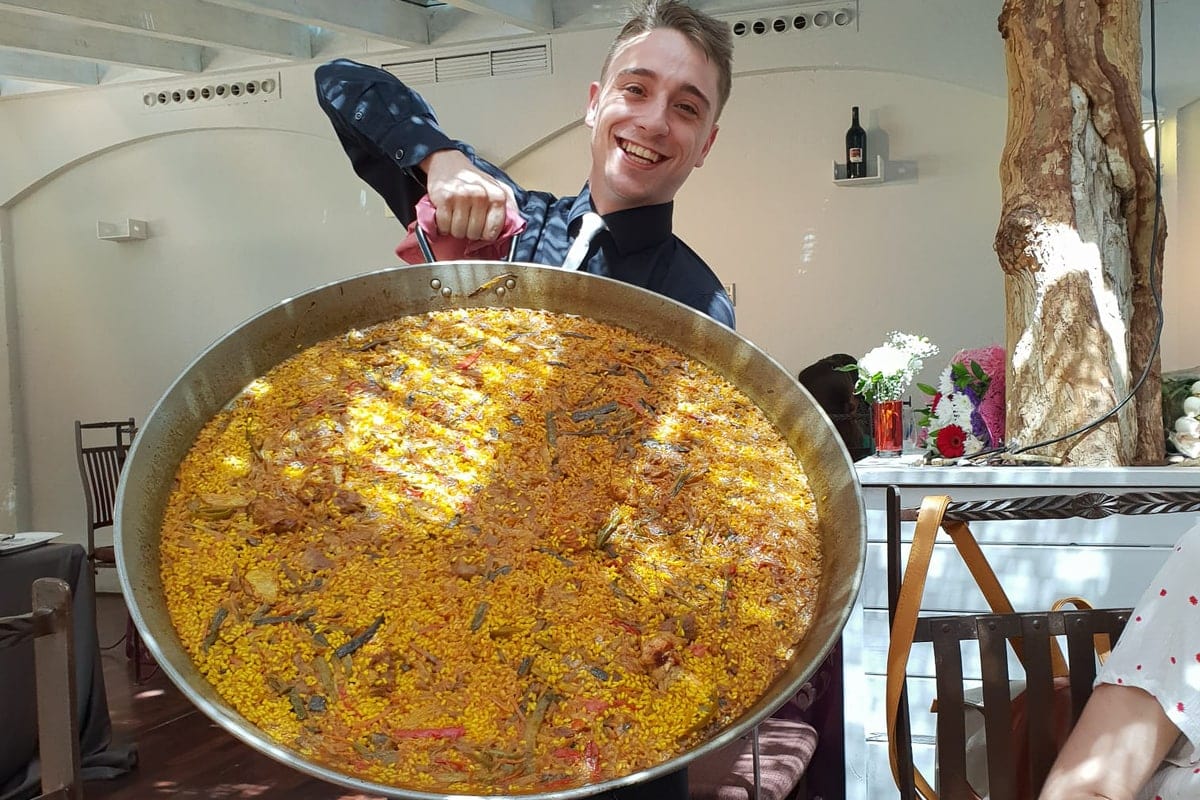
995;0;1165;466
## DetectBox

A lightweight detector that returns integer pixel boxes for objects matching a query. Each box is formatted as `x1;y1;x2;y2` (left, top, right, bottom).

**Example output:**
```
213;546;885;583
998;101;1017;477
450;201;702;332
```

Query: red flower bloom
935;425;967;457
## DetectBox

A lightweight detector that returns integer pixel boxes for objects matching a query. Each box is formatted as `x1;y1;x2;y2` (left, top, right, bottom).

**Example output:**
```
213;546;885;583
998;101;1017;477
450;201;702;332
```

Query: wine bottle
845;106;867;179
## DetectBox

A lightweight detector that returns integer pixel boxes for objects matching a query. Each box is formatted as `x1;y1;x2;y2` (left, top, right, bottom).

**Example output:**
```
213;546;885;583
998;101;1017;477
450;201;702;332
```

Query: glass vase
872;399;905;457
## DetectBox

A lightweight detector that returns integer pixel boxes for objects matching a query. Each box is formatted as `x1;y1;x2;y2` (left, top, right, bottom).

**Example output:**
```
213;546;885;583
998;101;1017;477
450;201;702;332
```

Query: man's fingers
466;205;491;242
482;201;508;242
425;160;516;241
447;201;470;240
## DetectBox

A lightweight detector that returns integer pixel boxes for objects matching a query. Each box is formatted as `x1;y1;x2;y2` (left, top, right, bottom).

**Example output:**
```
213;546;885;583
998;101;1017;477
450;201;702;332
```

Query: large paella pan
114;262;865;799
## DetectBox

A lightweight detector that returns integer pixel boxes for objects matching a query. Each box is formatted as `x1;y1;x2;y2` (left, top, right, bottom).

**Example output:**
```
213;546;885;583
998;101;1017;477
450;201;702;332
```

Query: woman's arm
1039;683;1181;800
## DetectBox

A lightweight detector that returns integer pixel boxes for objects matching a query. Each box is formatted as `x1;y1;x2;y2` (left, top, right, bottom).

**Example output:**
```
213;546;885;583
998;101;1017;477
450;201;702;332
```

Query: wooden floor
88;593;388;799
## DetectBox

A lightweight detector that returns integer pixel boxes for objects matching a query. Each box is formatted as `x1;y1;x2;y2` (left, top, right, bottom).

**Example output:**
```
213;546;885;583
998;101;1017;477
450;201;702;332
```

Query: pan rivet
505;278;516;289
440;286;453;298
430;279;442;290
495;287;507;297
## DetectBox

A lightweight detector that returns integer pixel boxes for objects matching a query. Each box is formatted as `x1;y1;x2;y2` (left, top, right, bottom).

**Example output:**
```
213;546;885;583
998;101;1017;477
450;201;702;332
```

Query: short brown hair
601;0;734;119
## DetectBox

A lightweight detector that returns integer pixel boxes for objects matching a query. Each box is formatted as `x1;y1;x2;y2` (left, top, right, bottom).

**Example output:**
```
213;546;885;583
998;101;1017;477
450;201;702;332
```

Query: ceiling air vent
436;52;491;82
383;42;550;87
386;59;435;86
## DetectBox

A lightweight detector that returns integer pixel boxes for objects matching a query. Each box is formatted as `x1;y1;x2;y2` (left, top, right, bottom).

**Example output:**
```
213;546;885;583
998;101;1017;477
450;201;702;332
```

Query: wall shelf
832;155;885;185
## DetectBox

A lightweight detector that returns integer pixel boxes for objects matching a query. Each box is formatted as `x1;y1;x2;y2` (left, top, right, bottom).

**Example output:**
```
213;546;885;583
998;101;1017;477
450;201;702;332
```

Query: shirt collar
569;184;675;255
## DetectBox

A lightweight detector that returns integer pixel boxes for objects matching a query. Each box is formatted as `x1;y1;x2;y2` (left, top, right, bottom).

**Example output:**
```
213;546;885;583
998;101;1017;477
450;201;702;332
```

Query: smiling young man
314;0;735;329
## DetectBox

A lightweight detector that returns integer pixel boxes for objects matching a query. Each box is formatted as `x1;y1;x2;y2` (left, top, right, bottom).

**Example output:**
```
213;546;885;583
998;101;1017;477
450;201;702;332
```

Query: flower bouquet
848;332;940;404
916;345;1006;459
846;332;939;456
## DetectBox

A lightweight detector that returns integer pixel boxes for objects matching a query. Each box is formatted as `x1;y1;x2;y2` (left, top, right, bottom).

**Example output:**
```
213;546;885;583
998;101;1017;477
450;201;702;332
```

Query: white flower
947;392;975;423
937;366;955;397
1192;380;1200;395
852;332;939;402
859;344;912;378
1176;416;1200;437
1184;395;1200;417
888;331;939;361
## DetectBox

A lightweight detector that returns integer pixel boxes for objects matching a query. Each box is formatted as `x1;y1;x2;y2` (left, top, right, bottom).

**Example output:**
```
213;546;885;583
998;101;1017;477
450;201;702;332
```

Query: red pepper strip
615;395;651;417
611;619;640;635
392;726;466;740
580;698;611;714
584;740;602;782
688;643;710;657
552;747;582;763
455;348;484;371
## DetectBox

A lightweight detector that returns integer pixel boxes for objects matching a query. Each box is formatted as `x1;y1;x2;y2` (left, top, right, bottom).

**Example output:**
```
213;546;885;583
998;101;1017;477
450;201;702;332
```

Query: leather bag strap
885;495;1070;799
1050;595;1112;664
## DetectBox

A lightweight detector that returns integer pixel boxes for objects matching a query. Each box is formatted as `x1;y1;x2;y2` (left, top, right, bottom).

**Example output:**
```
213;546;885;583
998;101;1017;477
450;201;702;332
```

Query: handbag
884;495;1090;800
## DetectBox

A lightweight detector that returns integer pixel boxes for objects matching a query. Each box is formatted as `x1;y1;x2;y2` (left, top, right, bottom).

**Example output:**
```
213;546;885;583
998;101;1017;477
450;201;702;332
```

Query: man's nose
635;97;671;136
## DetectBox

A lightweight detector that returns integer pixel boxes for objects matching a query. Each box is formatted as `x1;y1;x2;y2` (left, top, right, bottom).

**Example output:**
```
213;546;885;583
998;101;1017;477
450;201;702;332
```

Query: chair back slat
929;623;969;798
1064;617;1099;720
1018;614;1058;790
976;616;1018;800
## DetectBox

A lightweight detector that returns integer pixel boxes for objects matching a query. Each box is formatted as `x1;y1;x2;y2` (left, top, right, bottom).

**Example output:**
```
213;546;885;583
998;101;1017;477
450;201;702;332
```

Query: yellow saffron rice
160;307;821;794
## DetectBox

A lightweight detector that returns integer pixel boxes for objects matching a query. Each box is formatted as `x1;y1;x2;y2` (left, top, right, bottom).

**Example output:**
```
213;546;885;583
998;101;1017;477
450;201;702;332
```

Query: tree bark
995;0;1165;466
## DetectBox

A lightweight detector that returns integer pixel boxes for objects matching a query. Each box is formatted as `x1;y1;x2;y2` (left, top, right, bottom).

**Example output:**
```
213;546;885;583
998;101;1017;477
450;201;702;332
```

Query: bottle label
849;148;864;163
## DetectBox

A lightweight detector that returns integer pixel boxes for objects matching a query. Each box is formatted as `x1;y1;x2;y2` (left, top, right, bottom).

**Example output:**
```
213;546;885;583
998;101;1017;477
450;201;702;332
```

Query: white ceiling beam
202;0;430;46
0;49;100;85
0;10;203;72
0;0;311;59
440;0;554;33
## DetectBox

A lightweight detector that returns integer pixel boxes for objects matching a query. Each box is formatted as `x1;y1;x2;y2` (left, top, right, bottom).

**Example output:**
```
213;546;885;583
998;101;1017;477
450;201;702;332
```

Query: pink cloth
395;194;526;263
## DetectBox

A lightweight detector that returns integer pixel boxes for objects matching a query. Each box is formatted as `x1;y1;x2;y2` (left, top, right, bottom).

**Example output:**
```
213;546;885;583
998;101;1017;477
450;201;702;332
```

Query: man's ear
694;124;719;168
584;82;601;128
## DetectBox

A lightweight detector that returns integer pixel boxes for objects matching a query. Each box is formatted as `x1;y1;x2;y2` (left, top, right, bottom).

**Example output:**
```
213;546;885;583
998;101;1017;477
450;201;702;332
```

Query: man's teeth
621;142;661;163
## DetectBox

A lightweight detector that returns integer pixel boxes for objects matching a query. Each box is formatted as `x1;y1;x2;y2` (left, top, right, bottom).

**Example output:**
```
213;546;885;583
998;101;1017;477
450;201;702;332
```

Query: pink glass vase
872;399;905;457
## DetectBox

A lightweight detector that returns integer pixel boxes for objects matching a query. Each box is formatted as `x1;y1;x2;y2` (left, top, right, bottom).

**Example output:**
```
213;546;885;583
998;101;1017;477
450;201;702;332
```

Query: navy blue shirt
315;59;735;329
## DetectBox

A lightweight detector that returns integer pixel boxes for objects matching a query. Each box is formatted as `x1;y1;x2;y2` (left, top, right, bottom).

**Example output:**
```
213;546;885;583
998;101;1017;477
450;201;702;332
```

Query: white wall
0;0;1195;588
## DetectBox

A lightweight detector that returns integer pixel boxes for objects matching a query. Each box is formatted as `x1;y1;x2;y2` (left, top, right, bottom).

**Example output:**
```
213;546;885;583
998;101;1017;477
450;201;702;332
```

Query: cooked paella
160;306;821;794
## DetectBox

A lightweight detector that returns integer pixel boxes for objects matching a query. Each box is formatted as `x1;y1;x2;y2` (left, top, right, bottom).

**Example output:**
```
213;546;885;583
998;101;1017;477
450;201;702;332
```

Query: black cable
966;0;1164;463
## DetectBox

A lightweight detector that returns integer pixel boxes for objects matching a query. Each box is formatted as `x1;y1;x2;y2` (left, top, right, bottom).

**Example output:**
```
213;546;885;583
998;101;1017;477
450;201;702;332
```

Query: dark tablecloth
0;542;137;799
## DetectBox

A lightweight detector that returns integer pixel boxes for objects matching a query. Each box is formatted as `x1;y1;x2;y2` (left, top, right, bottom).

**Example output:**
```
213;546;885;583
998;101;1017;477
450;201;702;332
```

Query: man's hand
422;150;516;242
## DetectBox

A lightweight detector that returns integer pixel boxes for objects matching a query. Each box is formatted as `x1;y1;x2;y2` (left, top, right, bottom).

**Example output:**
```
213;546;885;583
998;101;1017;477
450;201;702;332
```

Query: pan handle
412;220;520;264
414;225;436;265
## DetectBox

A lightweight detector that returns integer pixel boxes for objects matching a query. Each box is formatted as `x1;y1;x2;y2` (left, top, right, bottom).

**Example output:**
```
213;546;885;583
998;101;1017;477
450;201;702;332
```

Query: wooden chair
912;606;1131;800
74;418;152;679
0;578;82;800
889;489;1200;800
74;418;136;576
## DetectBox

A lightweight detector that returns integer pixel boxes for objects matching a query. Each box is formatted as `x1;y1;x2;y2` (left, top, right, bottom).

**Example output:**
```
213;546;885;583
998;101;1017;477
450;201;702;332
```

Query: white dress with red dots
1096;521;1200;799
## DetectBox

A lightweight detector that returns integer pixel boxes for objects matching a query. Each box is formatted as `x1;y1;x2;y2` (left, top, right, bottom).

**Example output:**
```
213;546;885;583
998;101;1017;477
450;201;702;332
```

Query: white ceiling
0;0;779;98
1;0;1198;112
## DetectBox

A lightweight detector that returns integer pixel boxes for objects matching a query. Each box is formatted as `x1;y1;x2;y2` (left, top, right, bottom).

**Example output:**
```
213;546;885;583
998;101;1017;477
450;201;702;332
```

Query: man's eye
622;84;645;96
677;103;699;116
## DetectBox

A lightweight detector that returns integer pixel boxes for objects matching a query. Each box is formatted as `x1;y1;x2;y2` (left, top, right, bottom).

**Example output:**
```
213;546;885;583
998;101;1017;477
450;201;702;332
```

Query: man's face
585;28;721;215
